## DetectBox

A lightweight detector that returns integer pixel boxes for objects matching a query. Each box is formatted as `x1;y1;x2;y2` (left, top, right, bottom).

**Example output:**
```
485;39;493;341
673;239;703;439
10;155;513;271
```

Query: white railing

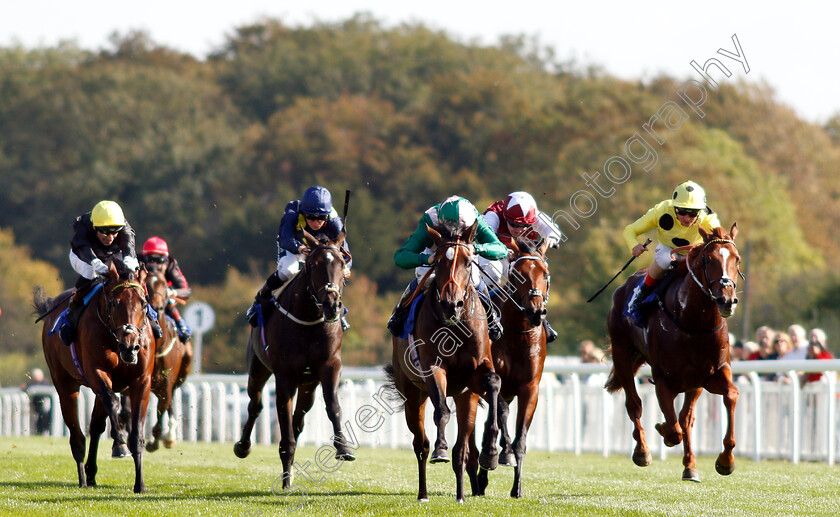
4;360;840;465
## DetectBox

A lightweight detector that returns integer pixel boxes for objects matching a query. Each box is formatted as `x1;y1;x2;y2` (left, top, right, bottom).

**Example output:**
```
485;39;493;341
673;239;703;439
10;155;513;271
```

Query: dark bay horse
144;269;192;451
234;231;356;489
606;224;741;482
386;222;501;502
35;263;155;493
476;239;549;498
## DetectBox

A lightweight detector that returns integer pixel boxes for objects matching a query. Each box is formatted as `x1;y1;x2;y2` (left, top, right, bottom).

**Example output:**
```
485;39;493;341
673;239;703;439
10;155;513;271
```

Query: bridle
302;244;349;323
433;241;474;306
99;280;149;345
507;254;549;313
680;238;742;302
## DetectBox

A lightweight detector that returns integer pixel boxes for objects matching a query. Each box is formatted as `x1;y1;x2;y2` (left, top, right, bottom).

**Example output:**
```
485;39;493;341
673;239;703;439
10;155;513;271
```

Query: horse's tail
32;285;51;318
604;341;623;393
382;363;406;411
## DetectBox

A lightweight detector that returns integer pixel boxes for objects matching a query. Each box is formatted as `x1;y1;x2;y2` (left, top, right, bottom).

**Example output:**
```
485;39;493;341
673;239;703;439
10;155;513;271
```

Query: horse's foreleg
276;379;297;490
705;366;738;476
234;339;272;459
128;377;152;494
292;388;315;440
678;388;702;482
510;384;539;498
452;392;478;503
497;397;515;466
478;368;501;471
425;368;451;464
320;360;356;461
84;398;109;487
653;381;682;447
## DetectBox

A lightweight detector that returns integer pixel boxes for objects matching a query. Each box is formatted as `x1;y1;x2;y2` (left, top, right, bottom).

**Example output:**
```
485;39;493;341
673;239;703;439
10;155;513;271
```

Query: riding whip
34;289;76;323
343;189;351;223
586;238;652;303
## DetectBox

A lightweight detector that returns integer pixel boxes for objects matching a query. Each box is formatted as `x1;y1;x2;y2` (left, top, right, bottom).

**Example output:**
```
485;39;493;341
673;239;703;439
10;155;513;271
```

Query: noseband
507;255;549;313
682;239;741;302
303;244;348;322
102;281;149;344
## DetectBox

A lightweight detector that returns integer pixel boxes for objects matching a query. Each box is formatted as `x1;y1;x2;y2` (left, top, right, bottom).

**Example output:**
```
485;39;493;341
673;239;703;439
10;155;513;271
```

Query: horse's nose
455;299;465;309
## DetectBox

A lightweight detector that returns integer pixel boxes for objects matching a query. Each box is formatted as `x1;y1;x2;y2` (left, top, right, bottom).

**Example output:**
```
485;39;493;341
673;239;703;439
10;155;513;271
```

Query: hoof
479;450;499;471
498;451;517;467
632;450;651;467
146;440;160;453
133;483;146;494
715;460;735;476
430;449;450;464
682;468;701;482
112;443;130;458
655;422;680;447
233;440;251;459
335;450;356;462
163;438;176;449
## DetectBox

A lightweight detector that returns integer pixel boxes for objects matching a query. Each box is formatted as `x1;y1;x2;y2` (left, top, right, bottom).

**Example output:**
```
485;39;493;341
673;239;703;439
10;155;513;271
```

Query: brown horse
476;238;549;498
234;231;356;489
35;262;155;493
144;269;192;451
386;222;501;502
606;224;741;482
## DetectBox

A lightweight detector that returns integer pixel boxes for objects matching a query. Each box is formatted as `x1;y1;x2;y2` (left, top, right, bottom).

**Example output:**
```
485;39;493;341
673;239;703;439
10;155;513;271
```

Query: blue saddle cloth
622;277;658;329
397;292;425;339
50;284;104;339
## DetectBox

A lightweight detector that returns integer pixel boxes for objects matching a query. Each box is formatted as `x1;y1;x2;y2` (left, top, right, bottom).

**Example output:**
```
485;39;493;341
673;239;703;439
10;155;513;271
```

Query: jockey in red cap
139;236;193;342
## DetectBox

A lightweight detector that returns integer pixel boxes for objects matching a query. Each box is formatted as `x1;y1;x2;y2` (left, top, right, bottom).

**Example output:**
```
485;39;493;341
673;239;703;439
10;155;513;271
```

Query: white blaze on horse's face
718;248;732;282
445;247;455;261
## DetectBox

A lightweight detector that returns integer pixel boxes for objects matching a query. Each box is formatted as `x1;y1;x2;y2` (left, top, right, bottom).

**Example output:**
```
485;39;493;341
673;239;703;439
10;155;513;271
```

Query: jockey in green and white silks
388;195;508;340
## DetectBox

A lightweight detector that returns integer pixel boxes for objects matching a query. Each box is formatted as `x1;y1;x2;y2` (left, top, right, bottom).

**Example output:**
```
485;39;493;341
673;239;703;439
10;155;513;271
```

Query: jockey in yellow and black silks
623;181;722;312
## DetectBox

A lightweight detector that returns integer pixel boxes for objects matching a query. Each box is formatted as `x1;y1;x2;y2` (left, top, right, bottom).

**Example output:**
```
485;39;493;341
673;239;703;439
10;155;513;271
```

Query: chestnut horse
234;231;356;489
35;262;155;493
476;238;549;498
144;269;192;451
606;224;741;482
386;222;501;502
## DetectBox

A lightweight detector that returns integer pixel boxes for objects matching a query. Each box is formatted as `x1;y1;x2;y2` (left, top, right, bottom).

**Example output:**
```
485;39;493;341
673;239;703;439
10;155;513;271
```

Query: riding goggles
675;208;700;218
96;226;124;235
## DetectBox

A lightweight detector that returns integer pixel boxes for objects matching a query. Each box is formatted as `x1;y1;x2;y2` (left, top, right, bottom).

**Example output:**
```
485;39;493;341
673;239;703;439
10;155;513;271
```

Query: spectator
781;324;808;360
803;329;834;384
730;340;745;362
580;339;606;365
22;368;51;435
741;340;759;359
746;326;775;360
772;332;792;359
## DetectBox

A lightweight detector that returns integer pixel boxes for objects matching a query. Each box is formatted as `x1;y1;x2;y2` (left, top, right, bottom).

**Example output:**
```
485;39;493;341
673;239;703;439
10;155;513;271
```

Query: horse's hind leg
426;368;451;464
147;388;170;453
320;358;357;461
678;388;702;482
705;365;738;476
606;332;651;466
452;392;479;502
234;338;272;459
497;397;515;466
55;384;87;487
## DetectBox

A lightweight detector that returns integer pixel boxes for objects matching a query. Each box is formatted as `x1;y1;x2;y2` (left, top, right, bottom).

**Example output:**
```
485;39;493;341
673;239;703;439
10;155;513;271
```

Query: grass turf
1;436;839;516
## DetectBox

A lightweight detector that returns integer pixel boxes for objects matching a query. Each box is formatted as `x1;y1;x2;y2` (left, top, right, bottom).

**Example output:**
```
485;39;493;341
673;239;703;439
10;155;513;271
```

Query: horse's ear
729;222;738;241
537;238;549;257
698;226;711;241
462;220;478;243
108;261;119;280
426;224;443;247
138;266;147;284
301;229;320;249
334;230;346;249
509;237;521;255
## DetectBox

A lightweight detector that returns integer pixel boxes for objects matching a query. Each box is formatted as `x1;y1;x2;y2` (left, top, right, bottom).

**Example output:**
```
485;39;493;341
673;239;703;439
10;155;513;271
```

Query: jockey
59;200;162;345
482;191;563;343
139;236;193;343
387;195;508;340
623;180;722;313
246;186;351;329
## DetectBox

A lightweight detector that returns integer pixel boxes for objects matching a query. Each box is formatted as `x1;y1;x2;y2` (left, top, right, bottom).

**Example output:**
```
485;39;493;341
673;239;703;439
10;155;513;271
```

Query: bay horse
385;222;501;502
606;224;741;482
476;238;549;498
35;262;155;493
234;231;356;489
144;269;192;451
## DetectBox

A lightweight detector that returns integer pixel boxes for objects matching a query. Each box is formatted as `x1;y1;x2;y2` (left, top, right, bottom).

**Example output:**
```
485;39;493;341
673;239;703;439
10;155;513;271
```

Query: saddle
624;266;680;329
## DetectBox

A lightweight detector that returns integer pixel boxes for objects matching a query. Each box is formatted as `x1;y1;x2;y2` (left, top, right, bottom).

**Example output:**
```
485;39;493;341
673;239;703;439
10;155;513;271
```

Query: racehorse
35;262;155;493
385;222;501;502
606;224;741;482
234;231;356;489
476;238;549;498
144;269;192;451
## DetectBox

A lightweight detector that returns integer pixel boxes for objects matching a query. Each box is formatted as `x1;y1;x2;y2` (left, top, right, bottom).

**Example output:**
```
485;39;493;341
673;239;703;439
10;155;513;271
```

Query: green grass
1;436;839;516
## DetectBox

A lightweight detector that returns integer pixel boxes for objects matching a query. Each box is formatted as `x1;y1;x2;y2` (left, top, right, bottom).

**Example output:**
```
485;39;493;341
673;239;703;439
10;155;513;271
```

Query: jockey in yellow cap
623;181;722;313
